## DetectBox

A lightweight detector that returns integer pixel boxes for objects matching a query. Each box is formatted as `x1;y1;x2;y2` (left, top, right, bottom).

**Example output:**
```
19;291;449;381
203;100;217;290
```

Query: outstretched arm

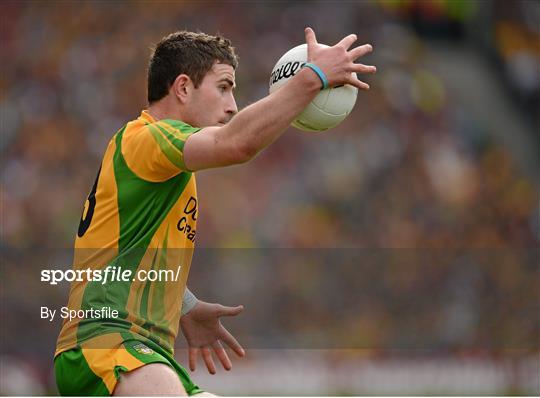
183;27;376;171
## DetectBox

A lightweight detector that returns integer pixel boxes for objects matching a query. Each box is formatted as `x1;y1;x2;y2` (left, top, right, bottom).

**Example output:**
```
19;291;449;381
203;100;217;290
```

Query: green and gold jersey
56;110;200;356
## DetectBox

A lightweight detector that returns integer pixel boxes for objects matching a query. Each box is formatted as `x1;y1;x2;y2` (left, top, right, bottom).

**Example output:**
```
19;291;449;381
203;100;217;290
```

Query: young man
54;28;376;396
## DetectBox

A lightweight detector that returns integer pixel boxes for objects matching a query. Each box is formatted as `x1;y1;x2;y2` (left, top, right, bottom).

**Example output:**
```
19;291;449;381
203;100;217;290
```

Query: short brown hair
147;31;239;103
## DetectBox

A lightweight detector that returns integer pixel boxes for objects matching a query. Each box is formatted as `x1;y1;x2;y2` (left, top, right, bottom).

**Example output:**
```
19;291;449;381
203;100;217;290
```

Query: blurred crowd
1;0;539;395
1;0;538;249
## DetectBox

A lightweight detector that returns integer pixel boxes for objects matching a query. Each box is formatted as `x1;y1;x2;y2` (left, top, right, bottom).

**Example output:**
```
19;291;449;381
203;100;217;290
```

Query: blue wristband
302;62;329;90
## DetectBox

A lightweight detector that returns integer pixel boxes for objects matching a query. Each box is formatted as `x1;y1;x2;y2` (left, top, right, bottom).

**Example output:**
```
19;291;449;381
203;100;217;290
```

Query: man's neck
147;97;183;122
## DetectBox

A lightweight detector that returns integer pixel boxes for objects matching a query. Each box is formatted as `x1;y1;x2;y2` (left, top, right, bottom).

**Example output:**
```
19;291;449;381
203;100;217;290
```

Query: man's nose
226;95;238;117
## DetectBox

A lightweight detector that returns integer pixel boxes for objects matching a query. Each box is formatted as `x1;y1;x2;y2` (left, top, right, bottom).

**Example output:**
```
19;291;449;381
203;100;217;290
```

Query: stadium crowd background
1;0;539;395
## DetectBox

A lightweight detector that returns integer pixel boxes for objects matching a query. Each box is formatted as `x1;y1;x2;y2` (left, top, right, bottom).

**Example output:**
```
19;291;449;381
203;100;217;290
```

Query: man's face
185;62;238;128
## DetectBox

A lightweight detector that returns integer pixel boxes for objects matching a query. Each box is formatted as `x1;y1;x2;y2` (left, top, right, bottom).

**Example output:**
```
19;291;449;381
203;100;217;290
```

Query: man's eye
219;86;227;92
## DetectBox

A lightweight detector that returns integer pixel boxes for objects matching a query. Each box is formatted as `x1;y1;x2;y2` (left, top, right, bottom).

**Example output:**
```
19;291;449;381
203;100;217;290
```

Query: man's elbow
233;140;258;164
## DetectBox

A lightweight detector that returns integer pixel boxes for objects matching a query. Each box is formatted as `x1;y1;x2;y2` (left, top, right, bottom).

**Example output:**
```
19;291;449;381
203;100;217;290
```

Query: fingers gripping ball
269;44;358;132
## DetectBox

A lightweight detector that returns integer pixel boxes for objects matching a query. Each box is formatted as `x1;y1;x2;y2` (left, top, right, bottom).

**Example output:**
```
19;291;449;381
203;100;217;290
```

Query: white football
269;44;358;132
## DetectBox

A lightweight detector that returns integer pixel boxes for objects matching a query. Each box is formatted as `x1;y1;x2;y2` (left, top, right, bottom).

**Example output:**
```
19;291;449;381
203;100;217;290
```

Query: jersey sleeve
121;119;201;181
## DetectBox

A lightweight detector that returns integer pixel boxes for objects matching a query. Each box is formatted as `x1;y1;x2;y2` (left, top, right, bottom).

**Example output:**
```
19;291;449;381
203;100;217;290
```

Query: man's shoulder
122;117;200;141
115;113;198;180
158;119;200;134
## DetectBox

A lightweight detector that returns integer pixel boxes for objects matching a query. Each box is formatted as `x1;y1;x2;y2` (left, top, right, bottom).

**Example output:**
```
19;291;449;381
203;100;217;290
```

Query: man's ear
172;74;192;103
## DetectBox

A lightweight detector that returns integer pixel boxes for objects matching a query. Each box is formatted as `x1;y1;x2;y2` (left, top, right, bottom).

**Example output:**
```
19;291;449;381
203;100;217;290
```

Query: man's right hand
304;27;376;91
